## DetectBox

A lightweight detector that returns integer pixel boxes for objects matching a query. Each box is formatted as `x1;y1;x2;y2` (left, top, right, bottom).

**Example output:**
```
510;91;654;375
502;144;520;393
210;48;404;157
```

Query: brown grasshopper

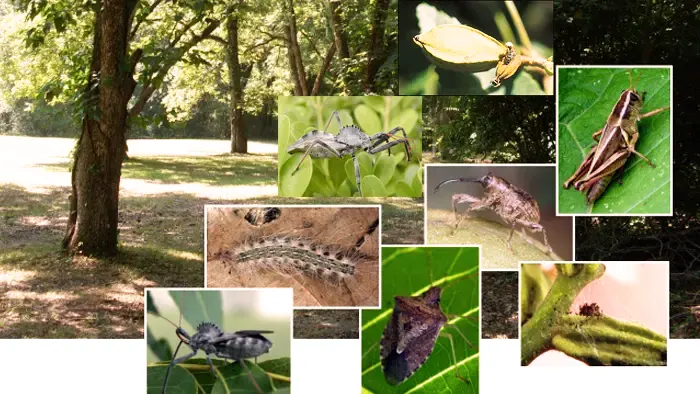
434;173;552;254
563;70;670;205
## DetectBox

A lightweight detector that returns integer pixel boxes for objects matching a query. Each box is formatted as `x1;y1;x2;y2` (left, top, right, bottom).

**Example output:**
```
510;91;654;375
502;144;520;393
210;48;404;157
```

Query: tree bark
285;24;303;95
311;44;336;95
63;2;219;255
328;0;349;59
226;10;246;153
63;0;135;256
364;0;389;92
287;0;307;95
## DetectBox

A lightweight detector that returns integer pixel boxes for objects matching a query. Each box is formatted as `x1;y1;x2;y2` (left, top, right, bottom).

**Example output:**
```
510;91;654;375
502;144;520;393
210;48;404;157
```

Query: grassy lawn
0;136;423;338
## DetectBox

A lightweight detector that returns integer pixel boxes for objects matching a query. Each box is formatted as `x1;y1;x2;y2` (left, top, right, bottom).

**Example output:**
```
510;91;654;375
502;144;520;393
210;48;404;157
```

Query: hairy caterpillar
222;237;362;284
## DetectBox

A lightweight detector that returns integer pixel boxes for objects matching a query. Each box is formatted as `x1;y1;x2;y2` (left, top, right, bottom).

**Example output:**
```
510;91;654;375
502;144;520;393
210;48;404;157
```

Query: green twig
521;263;667;366
521;264;605;365
504;1;531;51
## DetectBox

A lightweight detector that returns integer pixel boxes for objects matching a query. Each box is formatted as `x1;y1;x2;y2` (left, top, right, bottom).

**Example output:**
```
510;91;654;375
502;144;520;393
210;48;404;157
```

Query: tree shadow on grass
293;309;359;339
0;184;423;338
0;184;215;338
36;153;278;186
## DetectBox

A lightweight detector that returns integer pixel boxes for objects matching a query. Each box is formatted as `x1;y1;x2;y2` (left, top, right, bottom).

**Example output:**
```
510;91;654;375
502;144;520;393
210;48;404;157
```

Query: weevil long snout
433;177;485;193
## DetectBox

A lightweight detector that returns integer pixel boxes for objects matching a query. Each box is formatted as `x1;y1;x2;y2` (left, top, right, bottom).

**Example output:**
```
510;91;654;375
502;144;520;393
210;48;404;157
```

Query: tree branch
129;0;165;40
129;18;221;118
311;44;335;96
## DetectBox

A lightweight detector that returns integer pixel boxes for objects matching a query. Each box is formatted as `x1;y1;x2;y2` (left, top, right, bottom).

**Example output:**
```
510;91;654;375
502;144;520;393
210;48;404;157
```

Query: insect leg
352;152;362;196
507;225;515;252
205;354;216;375
290;140;345;176
438;330;471;384
623;132;655;168
450;196;489;235
367;138;412;162
517;222;553;255
321;110;343;132
239;360;265;394
369;127;412;161
162;341;197;394
563;144;598;189
573;149;630;191
639;106;670;119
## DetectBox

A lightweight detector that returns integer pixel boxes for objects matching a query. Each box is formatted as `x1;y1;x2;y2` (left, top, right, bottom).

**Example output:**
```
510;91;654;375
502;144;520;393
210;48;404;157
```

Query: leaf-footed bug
149;290;275;394
434;173;553;255
362;247;479;390
286;110;412;197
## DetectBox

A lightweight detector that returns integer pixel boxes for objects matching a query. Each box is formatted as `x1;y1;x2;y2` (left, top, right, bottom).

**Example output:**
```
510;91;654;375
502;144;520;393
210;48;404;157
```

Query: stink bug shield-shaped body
562;69;670;207
381;286;448;385
434;174;553;254
363;247;479;391
286;110;412;197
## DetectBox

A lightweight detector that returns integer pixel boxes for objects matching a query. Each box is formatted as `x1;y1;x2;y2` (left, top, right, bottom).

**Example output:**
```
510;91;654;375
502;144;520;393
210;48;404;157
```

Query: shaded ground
293;309;359;339
0;137;423;338
0;137;276;338
481;271;519;339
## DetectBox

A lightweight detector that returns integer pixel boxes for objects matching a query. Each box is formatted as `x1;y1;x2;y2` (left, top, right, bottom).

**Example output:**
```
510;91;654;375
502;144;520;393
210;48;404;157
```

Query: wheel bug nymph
286;110;412;197
149;291;275;394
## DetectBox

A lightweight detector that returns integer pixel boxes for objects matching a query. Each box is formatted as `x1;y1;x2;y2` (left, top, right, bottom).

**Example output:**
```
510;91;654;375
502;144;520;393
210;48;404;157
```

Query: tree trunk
285;24;303;95
287;0;308;95
311;44;336;95
226;11;246;154
365;0;389;92
328;0;349;59
63;0;134;256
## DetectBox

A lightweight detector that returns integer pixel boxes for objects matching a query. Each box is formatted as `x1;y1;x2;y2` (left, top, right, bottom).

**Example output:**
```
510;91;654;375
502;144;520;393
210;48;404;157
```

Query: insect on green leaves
558;67;671;214
361;247;480;393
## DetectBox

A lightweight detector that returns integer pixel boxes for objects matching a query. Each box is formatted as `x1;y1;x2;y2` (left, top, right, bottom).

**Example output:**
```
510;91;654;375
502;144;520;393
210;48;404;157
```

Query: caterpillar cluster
223;237;361;284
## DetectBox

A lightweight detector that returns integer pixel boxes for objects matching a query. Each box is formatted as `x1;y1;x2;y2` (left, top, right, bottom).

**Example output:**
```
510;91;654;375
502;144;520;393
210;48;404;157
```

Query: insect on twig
434;173;553;255
286;111;412;197
151;291;274;394
563;69;670;206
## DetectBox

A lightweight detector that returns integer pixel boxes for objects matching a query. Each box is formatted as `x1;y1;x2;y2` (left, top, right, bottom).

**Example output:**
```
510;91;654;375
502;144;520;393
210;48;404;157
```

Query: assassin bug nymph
286;111;412;197
149;291;275;394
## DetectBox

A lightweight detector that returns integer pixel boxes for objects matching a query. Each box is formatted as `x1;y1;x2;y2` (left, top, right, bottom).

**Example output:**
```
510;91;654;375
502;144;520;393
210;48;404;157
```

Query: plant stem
504;1;532;51
521;264;605;365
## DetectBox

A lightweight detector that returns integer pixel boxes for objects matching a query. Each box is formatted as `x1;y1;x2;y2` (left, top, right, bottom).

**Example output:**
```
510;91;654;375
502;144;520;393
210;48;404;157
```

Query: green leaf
279;154;313;197
361;175;388;197
354;105;382;134
362;247;480;394
147;364;197;394
395;181;414;197
373;155;396;184
211;361;275;394
558;68;671;214
169;290;222;331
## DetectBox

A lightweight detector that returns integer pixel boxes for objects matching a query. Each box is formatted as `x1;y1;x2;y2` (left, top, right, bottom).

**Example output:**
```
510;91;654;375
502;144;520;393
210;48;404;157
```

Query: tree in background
19;0;223;255
422;96;555;163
